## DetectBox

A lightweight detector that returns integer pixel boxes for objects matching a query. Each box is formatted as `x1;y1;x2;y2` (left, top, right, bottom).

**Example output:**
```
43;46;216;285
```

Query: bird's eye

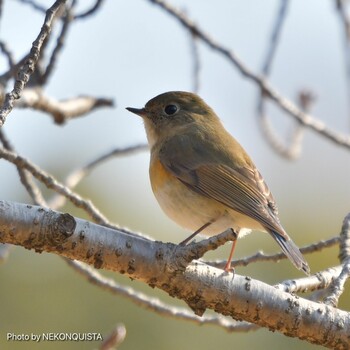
164;104;178;116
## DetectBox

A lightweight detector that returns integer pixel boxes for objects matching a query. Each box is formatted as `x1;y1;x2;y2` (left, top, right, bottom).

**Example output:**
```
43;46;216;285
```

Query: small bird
126;91;309;274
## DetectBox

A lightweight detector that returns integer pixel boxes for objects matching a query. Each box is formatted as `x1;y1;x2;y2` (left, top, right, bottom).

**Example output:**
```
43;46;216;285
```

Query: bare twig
16;88;114;124
323;263;350;306
0;0;3;25
324;213;350;306
48;144;147;209
261;0;289;76
276;265;342;294
257;0;308;160
0;129;47;206
277;215;350;297
16;0;47;13
0;0;67;127
336;0;350;126
0;41;15;72
189;32;201;93
16;0;105;21
74;0;105;20
149;0;350;150
339;213;350;264
0;146;112;226
0;146;148;240
40;7;73;85
207;236;340;269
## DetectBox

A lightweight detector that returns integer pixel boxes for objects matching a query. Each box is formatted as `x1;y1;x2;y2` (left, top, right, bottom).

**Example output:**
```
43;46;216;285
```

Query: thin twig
189;32;201;93
149;0;350;150
40;7;73;85
15;0;47;13
207;236;340;269
74;0;105;20
16;88;114;124
48;144;148;209
323;263;350;306
324;213;350;306
0;146;148;240
0;0;3;26
339;212;350;264
261;0;289;76
0;129;47;206
276;265;342;294
0;146;112;226
257;0;308;160
0;0;67;127
0;41;15;72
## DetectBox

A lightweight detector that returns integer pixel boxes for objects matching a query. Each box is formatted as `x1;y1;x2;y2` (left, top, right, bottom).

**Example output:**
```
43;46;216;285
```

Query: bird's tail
270;231;310;275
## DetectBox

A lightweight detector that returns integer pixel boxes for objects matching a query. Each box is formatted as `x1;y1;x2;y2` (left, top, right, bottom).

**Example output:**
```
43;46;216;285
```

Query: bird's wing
158;135;284;237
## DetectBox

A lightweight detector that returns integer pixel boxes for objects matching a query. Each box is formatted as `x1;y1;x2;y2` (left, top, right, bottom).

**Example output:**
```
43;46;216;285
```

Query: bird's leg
224;228;239;272
179;220;214;246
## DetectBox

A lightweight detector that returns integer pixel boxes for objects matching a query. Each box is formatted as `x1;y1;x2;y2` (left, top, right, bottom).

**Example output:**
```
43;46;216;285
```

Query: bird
126;91;310;275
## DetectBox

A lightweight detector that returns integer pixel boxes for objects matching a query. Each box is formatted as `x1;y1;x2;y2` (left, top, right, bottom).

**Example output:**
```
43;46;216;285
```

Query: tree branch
0;0;67;127
16;88;114;124
148;0;350;150
65;258;255;332
0;200;349;348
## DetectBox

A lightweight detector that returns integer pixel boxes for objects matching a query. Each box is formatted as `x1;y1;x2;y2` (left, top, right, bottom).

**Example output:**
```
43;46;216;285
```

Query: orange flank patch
149;157;173;192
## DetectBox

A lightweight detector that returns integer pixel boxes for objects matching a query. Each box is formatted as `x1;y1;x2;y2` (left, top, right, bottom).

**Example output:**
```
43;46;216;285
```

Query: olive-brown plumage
127;91;309;274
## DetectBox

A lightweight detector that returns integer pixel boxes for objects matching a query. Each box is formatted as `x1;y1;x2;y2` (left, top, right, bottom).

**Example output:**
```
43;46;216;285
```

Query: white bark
0;200;349;348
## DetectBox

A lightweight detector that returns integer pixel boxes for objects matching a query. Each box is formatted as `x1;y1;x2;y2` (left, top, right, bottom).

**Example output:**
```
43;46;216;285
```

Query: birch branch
16;88;114;124
0;200;349;348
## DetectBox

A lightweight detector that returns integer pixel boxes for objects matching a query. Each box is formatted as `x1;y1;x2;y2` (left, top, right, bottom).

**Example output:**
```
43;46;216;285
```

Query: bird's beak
126;107;147;117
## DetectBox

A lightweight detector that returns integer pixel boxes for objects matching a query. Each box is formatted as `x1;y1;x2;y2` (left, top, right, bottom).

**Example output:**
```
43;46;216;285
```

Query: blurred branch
16;87;114;124
0;0;3;25
0;129;47;206
189;32;201;93
261;0;289;76
336;0;350;127
0;243;11;264
40;7;73;85
74;0;105;20
100;324;126;350
258;90;314;159
0;40;15;72
17;0;106;20
16;0;47;13
48;144;147;209
149;0;350;150
257;0;308;159
0;0;67;127
0;146;112;226
0;200;349;348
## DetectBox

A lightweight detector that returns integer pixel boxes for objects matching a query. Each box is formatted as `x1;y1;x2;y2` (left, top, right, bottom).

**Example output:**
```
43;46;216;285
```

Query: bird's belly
150;159;264;236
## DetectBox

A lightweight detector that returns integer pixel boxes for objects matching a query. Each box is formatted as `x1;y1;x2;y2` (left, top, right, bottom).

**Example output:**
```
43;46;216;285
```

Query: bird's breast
149;155;255;235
